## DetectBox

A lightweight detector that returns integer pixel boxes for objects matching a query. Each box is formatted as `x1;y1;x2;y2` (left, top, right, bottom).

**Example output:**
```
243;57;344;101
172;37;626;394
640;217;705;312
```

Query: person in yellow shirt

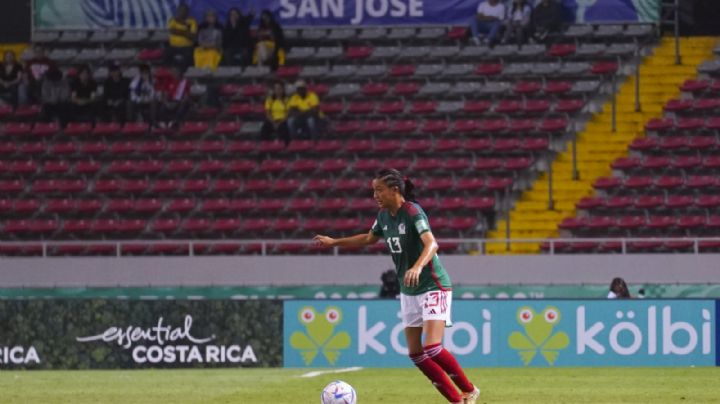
261;81;289;145
166;4;197;70
194;10;223;70
287;80;320;140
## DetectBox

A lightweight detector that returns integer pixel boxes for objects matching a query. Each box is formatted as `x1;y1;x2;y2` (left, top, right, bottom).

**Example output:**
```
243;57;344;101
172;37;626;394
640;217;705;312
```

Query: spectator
102;63;129;123
254;10;286;69
470;0;506;47
194;9;224;70
166;3;197;70
379;269;400;299
40;67;70;126
503;0;532;45
287;80;320;140
261;80;289;144
0;50;25;107
530;0;563;43
607;277;631;299
70;65;99;123
25;44;56;103
222;7;255;66
156;67;191;128
129;64;157;124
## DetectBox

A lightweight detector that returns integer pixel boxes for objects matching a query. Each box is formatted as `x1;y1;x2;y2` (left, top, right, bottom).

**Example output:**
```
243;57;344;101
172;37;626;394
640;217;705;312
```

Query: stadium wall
1;255;720;288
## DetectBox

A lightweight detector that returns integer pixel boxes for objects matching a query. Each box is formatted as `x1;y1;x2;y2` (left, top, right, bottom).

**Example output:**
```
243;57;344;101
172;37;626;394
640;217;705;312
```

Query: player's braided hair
375;168;416;202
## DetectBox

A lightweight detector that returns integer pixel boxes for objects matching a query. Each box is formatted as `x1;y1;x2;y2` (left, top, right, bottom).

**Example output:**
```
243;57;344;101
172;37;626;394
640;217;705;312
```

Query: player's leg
402;293;463;403
421;291;480;402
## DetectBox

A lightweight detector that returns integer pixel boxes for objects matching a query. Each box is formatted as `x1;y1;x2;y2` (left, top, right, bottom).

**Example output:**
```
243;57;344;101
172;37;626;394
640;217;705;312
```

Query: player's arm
404;231;438;287
314;231;380;248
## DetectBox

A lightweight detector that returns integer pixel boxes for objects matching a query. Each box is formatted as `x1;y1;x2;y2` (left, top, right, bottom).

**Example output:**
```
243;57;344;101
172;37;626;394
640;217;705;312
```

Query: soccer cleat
463;387;480;404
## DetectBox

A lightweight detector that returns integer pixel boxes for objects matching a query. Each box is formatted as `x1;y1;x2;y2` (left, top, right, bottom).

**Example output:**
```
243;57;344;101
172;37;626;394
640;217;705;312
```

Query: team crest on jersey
398;223;406;234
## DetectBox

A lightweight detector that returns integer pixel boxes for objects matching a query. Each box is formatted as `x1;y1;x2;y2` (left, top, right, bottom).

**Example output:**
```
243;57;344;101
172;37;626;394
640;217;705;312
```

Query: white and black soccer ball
320;380;357;404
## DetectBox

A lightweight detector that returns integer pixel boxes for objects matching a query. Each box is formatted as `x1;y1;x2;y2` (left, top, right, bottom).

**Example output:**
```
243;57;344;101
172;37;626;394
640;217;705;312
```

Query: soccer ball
320;380;357;404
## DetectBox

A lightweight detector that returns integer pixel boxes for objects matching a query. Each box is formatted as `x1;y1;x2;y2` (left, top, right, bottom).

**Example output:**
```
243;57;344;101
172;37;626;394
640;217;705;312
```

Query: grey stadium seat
436;101;464;114
458;46;490;59
698;60;720;75
48;49;78;62
105;48;137;62
184;67;212;79
358;27;386;40
606;43;636;57
314;46;343;60
388;28;415;40
190;83;207;97
212;66;242;79
419;82;451;97
428;46;460;59
443;64;474;77
356;64;388;78
75;48;106;63
302;28;327;41
327;83;360;98
532;62;561;76
242;66;271;79
33;31;60;43
299;65;330;79
150;30;169;42
327;28;355;41
449;81;483;96
517;44;546;58
575;43;606;58
284;29;299;41
415;64;444;77
328;65;358;79
417;27;446;40
89;31;118;43
287;47;315;62
489;45;519;58
594;24;624;38
624;24;654;38
479;81;511;96
93;67;109;81
397;46;430;59
559;62;590;75
369;46;401;60
120;30;149;43
571;80;601;94
564;25;593;38
502;63;532;75
59;31;88;43
240;121;263;136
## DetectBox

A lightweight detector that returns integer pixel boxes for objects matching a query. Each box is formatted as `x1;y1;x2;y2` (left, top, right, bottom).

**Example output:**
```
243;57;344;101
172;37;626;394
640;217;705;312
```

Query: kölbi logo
508;306;570;366
76;315;257;364
290;306;351;365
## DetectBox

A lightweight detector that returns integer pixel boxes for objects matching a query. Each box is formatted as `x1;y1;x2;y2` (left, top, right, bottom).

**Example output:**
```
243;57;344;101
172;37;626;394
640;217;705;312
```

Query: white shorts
400;290;453;328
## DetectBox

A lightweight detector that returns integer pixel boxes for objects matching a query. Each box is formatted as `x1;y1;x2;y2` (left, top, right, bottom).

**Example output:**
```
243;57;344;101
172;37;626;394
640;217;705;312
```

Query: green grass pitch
1;368;719;403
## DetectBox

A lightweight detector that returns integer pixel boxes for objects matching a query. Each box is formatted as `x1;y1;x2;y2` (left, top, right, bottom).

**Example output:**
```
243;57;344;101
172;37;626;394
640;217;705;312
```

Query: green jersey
371;201;452;296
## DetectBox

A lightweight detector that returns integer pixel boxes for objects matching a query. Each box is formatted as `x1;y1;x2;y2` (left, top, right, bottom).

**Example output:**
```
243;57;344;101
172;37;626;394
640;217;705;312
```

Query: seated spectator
25;44;56;103
261;81;289;144
70;65;99;123
0;51;25;107
254;10;285;69
607;277;631;299
40;67;70;126
222;7;255;66
503;0;532;45
102;63;129;123
156;67;191;129
470;0;506;47
129;64;157;124
287;80;320;140
166;3;197;70
194;9;223;70
531;0;563;43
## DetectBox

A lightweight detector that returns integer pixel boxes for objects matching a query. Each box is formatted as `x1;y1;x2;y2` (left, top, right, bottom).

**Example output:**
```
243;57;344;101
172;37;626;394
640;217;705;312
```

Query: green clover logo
290;306;351;366
508;306;570;366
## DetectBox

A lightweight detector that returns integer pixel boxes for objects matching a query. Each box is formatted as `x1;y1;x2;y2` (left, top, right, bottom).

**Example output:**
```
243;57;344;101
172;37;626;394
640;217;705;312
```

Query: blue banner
35;0;660;29
283;300;716;368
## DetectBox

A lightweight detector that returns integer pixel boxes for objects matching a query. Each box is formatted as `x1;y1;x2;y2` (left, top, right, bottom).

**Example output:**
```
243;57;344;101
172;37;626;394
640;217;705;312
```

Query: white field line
300;367;363;378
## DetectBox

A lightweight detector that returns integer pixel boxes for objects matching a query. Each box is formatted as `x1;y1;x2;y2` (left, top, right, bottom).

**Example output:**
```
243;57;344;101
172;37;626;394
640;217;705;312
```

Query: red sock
410;352;463;402
424;343;475;393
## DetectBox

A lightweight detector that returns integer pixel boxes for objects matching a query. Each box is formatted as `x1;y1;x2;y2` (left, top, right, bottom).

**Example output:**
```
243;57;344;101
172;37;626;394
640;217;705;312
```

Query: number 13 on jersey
386;237;402;253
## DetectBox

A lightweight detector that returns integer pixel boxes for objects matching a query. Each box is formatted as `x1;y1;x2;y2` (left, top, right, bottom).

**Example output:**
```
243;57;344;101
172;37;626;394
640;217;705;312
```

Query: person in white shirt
470;0;506;46
503;0;532;45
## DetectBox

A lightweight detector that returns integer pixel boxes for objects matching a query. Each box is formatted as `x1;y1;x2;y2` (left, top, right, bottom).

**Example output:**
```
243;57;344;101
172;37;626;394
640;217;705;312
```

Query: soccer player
314;169;480;404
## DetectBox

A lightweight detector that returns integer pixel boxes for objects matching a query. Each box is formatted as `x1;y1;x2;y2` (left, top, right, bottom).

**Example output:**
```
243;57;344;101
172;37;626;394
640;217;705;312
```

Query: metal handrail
2;237;720;257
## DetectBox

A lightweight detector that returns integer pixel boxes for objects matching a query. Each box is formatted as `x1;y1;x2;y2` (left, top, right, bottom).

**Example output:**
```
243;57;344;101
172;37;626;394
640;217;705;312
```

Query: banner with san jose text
284;300;718;368
34;0;660;29
0;299;282;369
